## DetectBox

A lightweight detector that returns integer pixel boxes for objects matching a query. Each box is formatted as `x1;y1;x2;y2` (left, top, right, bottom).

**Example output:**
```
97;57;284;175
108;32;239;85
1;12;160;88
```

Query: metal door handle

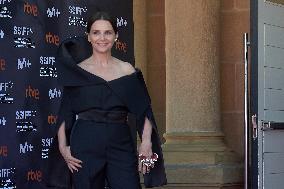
243;32;250;189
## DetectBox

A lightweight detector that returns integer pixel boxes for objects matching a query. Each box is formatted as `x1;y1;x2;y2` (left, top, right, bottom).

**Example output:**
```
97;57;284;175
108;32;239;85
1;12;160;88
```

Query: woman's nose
99;33;106;40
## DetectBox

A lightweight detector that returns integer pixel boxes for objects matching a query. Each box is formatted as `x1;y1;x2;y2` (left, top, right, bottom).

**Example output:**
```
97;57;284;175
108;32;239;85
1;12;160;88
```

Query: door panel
265;46;284;68
264;174;284;189
264;90;284;111
263;131;284;152
265;24;284;48
264;110;284;121
264;68;284;89
251;0;284;189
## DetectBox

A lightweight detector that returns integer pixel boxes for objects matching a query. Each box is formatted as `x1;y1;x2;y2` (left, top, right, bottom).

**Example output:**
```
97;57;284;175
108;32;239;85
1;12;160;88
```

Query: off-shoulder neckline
75;65;139;83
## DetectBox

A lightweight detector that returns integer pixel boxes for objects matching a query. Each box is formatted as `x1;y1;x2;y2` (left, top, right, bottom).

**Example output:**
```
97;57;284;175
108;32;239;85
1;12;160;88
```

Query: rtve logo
0;58;5;71
19;142;33;154
47;7;60;18
24;2;38;16
115;39;127;53
45;32;60;46
48;114;57;125
26;85;40;100
27;170;42;182
0;146;8;157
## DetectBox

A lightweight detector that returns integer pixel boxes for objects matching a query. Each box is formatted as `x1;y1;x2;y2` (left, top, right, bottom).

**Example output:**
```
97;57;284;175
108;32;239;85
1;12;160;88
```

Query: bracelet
138;153;158;168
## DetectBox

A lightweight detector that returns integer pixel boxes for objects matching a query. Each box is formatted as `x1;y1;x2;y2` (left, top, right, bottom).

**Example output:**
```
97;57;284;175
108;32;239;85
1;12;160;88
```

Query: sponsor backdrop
0;0;133;188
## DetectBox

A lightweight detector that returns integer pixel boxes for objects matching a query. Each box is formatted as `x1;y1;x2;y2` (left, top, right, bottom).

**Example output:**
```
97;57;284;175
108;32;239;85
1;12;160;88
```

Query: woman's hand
59;145;83;173
138;141;153;174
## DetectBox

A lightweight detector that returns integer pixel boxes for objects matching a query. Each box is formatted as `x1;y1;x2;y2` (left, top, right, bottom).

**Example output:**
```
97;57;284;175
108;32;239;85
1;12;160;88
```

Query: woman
45;11;166;189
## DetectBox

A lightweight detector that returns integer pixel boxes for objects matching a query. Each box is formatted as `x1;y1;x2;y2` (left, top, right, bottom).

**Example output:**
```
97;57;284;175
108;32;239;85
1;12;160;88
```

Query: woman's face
88;20;118;54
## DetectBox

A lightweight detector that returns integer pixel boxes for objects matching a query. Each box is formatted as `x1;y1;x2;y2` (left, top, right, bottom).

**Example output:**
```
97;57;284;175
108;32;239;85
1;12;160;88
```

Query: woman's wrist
59;144;67;152
141;139;152;145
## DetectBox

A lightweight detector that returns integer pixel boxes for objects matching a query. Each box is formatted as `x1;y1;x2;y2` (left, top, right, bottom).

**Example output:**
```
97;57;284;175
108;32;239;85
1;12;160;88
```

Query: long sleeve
42;87;75;188
108;69;167;187
56;87;76;146
135;106;167;188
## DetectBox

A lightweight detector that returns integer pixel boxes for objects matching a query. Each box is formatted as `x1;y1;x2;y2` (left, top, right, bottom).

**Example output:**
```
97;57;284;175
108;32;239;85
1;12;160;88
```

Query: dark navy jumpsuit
65;76;141;189
43;36;167;189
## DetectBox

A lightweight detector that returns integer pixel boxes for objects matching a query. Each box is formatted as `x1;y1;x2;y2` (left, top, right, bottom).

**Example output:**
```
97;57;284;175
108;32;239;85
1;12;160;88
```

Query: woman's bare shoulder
77;57;92;69
114;58;135;75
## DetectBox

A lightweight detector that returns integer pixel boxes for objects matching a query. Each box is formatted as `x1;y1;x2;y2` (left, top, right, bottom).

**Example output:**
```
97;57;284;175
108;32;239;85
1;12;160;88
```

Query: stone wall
220;0;250;157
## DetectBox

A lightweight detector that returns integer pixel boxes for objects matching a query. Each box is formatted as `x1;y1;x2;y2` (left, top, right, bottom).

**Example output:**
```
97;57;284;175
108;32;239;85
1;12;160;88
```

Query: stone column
133;0;147;77
163;0;243;188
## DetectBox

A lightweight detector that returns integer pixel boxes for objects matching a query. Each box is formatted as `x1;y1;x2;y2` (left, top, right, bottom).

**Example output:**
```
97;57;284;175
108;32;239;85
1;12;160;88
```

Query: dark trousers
70;119;141;189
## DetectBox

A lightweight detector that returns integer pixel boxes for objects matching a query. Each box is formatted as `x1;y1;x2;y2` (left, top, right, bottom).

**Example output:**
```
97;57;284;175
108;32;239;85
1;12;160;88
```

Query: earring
115;38;118;42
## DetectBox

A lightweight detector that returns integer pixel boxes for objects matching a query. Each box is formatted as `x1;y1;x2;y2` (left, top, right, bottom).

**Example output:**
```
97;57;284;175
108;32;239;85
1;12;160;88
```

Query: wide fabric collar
56;36;106;86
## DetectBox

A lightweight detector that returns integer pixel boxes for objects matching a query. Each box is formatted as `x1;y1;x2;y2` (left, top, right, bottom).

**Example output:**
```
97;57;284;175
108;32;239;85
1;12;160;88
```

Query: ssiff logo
0;0;12;4
27;170;42;182
40;56;55;65
0;81;13;92
68;5;87;27
0;81;13;104
16;121;37;132
39;66;57;77
0;179;16;189
0;59;5;71
0;146;8;157
39;56;57;77
0;168;16;189
16;110;36;119
69;5;87;15
16;110;37;132
14;26;33;36
14;37;35;48
42;137;53;159
0;168;15;178
14;26;35;48
0;7;12;18
18;58;31;70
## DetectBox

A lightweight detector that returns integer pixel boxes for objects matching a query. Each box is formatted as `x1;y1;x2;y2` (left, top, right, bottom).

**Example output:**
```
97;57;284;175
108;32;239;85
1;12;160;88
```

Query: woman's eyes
92;31;113;35
105;31;113;35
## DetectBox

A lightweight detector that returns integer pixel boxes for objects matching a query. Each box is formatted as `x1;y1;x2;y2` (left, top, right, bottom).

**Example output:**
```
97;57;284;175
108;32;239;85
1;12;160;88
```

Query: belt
77;109;128;124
